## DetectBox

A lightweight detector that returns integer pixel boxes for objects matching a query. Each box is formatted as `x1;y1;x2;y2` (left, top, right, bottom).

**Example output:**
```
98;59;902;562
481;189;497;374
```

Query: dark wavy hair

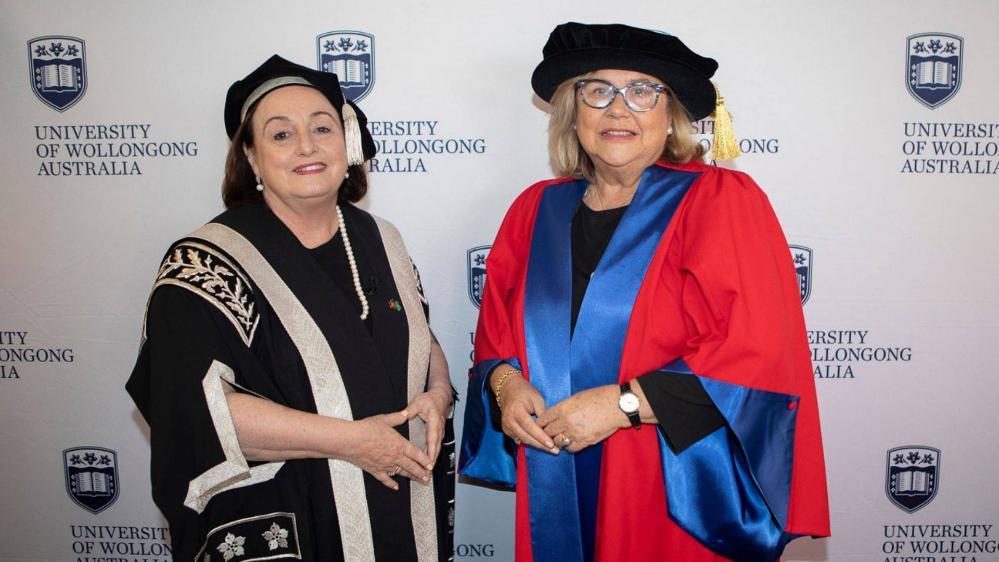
221;102;368;209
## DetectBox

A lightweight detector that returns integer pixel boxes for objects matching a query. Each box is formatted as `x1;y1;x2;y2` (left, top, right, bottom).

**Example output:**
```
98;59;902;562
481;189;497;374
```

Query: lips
293;162;327;174
600;129;637;138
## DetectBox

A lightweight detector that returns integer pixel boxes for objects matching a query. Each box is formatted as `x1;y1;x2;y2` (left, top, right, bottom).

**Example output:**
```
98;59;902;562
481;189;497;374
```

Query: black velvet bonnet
531;23;719;121
223;54;376;161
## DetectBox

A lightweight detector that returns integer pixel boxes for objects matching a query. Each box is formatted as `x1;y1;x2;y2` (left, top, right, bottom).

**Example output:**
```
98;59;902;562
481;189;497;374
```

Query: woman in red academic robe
459;22;830;562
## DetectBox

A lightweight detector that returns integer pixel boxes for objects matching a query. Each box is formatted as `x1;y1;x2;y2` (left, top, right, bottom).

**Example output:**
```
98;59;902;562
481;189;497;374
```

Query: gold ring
390;465;400;476
559;434;571;448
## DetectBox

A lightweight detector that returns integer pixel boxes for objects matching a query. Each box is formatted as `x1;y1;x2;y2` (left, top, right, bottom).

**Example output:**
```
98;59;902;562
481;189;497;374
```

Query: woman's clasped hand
494;369;629;454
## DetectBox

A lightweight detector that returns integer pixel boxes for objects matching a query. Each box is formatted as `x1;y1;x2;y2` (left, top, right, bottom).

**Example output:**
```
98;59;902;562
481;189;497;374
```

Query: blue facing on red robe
459;161;830;562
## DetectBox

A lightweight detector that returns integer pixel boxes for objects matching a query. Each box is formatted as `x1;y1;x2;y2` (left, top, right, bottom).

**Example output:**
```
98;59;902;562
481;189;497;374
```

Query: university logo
467;245;491;309
906;33;963;109
317;31;374;102
885;445;940;513
28;36;87;112
64;446;118;514
790;245;813;305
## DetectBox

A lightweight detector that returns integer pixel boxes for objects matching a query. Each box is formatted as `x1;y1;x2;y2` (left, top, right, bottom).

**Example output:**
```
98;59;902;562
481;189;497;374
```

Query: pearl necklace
335;205;369;320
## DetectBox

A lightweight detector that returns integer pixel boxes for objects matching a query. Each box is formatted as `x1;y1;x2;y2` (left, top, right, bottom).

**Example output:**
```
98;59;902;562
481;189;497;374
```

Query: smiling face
244;85;348;212
574;69;671;177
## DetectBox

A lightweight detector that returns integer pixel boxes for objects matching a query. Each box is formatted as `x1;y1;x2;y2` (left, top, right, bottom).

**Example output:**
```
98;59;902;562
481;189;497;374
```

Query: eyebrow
262;115;290;129
261;111;337;128
588;78;662;88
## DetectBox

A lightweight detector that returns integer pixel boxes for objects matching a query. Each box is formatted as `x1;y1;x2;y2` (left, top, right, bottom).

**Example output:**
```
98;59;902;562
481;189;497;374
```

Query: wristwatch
618;381;641;429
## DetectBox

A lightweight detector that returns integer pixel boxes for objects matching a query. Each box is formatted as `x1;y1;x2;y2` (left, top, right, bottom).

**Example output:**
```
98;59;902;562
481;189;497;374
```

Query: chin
594;153;647;168
292;177;341;196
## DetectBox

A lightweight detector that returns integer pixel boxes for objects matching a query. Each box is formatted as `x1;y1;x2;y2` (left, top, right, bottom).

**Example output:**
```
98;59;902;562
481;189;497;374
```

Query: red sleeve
676;167;830;536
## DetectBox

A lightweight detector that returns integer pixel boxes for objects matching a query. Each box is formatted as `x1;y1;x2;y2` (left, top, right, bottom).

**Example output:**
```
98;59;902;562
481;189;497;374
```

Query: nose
606;91;631;117
296;130;316;156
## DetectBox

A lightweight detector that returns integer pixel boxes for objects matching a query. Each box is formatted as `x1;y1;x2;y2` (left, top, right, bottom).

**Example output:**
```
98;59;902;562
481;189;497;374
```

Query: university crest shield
467;245;491;309
64;446;119;514
789;244;813;305
28;36;87;112
906;33;963;109
885;445;940;513
316;31;375;102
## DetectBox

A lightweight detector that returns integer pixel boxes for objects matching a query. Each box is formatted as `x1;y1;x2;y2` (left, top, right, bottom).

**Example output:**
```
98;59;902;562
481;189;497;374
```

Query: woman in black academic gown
127;55;455;562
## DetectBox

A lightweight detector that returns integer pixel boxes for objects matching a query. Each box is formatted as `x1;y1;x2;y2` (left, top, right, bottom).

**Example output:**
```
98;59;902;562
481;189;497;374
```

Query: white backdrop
2;1;998;561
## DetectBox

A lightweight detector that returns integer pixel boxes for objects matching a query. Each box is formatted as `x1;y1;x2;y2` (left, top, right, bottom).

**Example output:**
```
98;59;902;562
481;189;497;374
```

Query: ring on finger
513;437;521;445
558;433;571;448
389;465;400;476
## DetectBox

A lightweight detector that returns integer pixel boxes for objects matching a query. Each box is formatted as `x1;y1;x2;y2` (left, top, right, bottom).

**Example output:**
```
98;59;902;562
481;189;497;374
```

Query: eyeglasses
576;79;669;112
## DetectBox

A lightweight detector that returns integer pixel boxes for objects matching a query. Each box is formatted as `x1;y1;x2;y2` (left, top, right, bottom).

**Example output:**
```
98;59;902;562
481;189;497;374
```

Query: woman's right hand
342;410;433;490
494;371;559;454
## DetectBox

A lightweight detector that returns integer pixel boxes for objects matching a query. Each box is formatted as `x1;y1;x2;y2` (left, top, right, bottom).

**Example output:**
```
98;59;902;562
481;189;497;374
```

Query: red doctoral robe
460;161;830;562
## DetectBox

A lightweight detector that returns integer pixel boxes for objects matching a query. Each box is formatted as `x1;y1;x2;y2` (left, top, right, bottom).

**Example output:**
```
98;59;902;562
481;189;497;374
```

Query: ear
243;144;260;177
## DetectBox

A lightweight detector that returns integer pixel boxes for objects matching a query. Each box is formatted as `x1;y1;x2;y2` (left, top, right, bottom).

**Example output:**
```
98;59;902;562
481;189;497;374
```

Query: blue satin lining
658;359;799;562
523;180;586;561
524;167;699;562
458;357;521;487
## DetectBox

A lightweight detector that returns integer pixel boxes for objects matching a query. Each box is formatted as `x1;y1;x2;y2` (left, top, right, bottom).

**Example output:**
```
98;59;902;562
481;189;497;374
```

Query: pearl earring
667;127;673;136
344;170;350;179
255;176;264;192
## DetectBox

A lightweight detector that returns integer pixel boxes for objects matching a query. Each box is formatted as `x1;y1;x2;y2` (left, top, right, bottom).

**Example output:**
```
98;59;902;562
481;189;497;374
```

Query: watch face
619;392;640;413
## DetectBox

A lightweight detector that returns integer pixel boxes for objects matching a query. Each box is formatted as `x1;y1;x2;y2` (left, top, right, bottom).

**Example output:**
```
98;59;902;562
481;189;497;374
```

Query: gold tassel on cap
340;101;365;166
711;83;741;161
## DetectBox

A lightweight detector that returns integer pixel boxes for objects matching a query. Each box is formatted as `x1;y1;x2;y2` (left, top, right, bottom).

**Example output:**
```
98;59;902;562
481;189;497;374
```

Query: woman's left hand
405;387;452;466
537;385;628;453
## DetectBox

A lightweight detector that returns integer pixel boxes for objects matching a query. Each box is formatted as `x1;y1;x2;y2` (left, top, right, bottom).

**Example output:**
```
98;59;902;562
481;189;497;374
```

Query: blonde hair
548;74;706;178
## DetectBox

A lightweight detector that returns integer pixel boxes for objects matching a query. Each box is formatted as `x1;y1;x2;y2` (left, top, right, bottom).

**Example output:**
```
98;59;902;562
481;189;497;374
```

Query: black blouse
308;231;375;334
571;202;725;453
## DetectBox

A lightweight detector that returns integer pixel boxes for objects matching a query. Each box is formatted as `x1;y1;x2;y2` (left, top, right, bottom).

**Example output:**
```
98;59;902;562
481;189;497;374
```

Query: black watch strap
620;382;641;429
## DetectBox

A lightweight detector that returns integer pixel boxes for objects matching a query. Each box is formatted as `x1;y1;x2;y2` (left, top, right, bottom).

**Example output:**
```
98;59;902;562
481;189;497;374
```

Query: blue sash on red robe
461;164;804;562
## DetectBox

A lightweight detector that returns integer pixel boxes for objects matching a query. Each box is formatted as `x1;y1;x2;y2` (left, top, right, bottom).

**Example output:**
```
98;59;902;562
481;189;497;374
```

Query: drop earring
255;176;264;192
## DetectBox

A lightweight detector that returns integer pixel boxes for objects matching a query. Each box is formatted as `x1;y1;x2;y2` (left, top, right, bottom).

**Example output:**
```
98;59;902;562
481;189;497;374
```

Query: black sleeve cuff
486;366;503;432
636;371;726;454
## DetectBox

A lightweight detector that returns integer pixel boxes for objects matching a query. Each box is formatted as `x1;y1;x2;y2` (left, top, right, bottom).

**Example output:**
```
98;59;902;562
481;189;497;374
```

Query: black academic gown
127;203;454;562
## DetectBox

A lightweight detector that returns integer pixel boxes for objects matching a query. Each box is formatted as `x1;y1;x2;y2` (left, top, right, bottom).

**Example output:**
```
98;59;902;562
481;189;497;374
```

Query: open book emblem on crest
64;446;119;514
28;36;87;112
906;33;963;109
317;31;375;102
789;245;813;305
467;245;491;309
886;445;940;513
